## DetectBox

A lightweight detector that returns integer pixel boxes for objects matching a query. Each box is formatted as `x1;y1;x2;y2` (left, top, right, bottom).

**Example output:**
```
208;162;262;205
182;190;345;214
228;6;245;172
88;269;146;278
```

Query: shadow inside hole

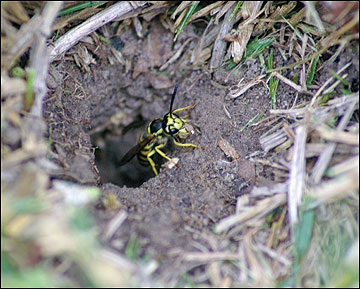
92;130;155;188
92;113;179;187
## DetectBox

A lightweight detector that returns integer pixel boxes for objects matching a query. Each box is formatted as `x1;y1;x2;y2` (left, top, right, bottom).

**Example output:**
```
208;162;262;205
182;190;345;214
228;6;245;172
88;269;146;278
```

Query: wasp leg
154;144;172;161
173;139;198;148
147;144;173;175
172;101;196;114
146;149;159;175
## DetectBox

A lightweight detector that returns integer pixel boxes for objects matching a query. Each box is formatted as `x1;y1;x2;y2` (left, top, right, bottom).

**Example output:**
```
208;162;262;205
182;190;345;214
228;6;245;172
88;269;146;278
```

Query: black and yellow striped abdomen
137;129;169;167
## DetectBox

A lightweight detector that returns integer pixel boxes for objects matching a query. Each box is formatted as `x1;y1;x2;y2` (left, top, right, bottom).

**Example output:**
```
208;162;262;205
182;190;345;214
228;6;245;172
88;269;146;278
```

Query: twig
214;193;286;234
288;125;307;230
314;124;359;145
262;93;359;152
209;2;237;70
49;1;147;62
102;210;128;241
30;1;63;116
309;97;358;184
309;61;352;107
309;165;359;203
270;71;310;94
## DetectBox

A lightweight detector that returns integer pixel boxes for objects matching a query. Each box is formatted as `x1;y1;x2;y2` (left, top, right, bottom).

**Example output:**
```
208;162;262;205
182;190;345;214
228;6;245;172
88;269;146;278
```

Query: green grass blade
245;37;276;59
58;1;108;16
174;1;200;42
25;68;35;110
306;56;319;87
294;196;315;260
229;2;243;21
267;48;279;109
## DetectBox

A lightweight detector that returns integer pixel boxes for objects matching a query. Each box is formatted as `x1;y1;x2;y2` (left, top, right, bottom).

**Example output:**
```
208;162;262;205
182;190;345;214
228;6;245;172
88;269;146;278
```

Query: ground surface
42;18;358;282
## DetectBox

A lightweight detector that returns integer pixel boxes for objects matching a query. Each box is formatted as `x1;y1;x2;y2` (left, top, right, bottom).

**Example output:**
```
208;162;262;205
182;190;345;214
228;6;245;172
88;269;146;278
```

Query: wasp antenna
169;84;178;114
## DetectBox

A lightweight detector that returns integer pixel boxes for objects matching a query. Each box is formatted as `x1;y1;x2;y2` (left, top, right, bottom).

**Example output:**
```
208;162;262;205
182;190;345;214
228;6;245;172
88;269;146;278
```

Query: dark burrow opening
90;82;199;188
91;110;183;188
91;122;156;188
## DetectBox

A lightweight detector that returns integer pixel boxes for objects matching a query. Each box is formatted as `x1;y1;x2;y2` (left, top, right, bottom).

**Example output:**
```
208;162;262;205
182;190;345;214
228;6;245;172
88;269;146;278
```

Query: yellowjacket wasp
118;84;200;175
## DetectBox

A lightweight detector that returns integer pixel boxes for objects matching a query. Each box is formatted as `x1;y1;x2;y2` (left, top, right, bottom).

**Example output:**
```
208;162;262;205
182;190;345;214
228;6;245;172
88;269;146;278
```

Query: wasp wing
118;135;155;166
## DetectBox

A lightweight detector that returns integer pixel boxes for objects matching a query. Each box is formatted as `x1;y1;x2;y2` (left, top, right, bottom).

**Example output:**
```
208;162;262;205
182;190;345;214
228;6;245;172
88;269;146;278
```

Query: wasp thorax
148;118;163;135
162;113;184;136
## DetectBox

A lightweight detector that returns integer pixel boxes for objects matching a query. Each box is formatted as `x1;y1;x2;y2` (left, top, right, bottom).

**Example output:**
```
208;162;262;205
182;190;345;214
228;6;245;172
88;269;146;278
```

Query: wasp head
162;113;184;136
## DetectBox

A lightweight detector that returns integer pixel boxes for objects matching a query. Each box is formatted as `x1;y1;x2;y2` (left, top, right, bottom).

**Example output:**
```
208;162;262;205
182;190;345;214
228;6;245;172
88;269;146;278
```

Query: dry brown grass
2;1;358;287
